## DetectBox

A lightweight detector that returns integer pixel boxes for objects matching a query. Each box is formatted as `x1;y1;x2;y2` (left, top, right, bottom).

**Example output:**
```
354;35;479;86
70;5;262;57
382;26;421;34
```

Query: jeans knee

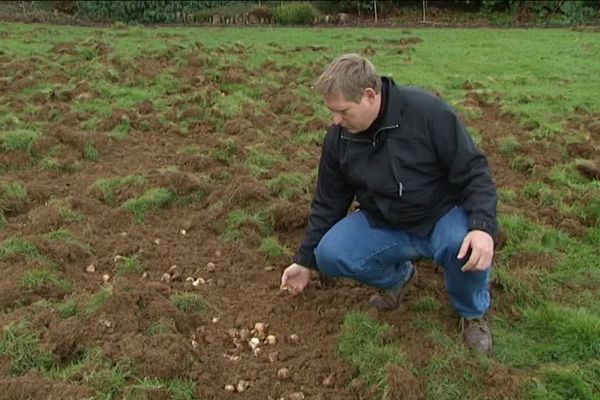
434;235;464;265
314;239;339;276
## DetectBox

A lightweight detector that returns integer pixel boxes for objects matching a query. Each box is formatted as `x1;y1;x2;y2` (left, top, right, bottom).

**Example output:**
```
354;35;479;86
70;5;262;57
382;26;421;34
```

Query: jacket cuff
469;218;498;242
292;253;319;271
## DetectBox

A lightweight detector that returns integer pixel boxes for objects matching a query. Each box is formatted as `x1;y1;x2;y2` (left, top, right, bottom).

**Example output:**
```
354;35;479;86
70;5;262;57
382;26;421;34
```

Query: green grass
259;236;291;261
146;318;176;336
211;138;238;165
338;312;408;398
0;237;41;260
21;268;73;293
176;145;200;155
115;255;143;275
411;295;442;313
498;135;522;155
85;287;113;316
245;145;285;177
527;364;599;400
47;198;85;223
495;304;600;369
268;172;313;199
0;129;39;154
1;322;197;399
222;209;273;242
122;187;175;223
57;298;80;319
85;142;101;161
92;174;147;206
0;181;28;213
170;292;209;313
44;229;93;256
125;377;197;400
0;320;53;375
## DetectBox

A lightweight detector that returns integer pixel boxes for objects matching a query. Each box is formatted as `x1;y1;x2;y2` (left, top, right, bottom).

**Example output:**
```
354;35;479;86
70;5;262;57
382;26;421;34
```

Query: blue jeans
314;207;490;318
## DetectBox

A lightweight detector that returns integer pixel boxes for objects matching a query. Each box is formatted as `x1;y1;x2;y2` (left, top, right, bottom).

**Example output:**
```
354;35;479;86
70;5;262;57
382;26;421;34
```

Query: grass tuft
115;255;143;275
121;187;175;223
222;209;272;242
170;292;209;313
21;269;73;293
259;236;291;261
0;129;39;153
0;320;53;375
0;238;40;260
86;286;113;316
338;312;407;394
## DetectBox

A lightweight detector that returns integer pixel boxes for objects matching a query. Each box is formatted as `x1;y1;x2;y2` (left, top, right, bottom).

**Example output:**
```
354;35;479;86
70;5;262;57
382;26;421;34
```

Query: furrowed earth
0;24;598;400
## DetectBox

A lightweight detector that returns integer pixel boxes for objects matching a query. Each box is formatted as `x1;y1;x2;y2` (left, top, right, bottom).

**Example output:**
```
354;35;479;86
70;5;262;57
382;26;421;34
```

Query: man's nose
333;114;343;125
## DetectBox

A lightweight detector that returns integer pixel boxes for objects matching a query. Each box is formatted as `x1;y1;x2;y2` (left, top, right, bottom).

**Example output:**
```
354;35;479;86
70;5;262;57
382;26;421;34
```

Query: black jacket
294;78;498;270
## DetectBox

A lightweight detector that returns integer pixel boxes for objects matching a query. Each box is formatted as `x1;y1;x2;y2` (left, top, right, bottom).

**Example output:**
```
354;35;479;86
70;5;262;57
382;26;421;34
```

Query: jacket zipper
340;124;400;146
340;124;404;198
390;160;404;197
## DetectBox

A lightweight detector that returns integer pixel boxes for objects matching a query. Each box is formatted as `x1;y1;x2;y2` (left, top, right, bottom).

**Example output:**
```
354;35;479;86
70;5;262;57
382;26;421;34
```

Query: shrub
274;2;318;25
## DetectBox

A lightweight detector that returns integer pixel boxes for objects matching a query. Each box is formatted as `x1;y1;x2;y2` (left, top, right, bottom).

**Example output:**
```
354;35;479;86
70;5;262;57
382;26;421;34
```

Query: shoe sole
369;265;417;312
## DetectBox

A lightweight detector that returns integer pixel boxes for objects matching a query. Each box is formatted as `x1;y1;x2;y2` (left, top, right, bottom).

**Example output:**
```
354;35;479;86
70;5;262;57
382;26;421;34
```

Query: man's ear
363;88;377;103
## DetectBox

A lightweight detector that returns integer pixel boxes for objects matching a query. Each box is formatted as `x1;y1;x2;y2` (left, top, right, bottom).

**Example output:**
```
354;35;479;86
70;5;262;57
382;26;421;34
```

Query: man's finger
475;252;492;271
461;249;480;272
289;286;301;296
457;236;471;260
280;271;290;289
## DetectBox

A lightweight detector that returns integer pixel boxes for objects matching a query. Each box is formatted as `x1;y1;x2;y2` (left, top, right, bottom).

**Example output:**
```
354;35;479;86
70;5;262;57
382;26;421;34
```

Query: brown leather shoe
460;317;492;354
368;265;416;312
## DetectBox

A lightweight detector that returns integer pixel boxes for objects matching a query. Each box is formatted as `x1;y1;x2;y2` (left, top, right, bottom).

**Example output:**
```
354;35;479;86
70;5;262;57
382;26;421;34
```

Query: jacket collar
339;77;403;144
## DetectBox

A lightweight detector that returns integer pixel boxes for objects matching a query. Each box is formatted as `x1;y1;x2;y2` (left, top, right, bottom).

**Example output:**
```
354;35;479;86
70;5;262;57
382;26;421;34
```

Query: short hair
314;54;382;103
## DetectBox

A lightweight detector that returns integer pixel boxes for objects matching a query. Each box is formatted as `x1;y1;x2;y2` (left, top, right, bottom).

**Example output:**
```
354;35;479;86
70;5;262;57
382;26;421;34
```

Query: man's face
324;89;379;134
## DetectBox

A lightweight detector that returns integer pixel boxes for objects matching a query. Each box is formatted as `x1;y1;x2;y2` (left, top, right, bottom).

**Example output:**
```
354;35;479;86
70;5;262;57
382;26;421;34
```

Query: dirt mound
0;373;95;400
50;42;78;55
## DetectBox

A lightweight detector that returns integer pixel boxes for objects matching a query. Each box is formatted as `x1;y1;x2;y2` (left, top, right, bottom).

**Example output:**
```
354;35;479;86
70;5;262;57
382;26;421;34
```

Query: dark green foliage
78;0;237;24
273;2;318;25
481;0;596;24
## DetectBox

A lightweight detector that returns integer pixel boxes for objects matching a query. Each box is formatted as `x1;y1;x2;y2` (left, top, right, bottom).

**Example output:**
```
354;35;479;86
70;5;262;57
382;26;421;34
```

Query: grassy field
0;23;599;399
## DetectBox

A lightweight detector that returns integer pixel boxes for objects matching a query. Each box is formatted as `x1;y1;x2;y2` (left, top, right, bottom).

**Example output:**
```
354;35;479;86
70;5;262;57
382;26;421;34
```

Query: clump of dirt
0;151;31;170
223;66;248;84
272;200;310;232
576;159;600;180
263;90;298;114
207;176;270;207
223;118;253;135
386;364;424;400
0;373;95;400
484;364;523;400
35;236;91;266
50;42;78;55
151;170;210;196
135;99;155;115
508;251;556;271
134;56;168;78
102;334;196;379
98;108;136;132
26;204;64;231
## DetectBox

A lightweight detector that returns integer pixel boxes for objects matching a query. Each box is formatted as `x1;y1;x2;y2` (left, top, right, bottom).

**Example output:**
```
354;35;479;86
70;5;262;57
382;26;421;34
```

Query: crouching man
281;54;498;354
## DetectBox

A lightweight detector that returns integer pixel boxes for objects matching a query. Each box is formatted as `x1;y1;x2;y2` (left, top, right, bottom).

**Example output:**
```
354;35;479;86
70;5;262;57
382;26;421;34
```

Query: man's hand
280;263;311;295
457;230;494;272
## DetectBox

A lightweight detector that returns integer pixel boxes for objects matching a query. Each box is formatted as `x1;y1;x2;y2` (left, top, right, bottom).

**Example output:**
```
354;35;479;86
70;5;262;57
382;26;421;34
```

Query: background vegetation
1;0;599;26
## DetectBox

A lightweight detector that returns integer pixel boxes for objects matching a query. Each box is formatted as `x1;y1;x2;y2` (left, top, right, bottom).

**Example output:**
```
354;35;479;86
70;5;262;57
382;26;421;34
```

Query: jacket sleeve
293;128;355;269
428;101;499;241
